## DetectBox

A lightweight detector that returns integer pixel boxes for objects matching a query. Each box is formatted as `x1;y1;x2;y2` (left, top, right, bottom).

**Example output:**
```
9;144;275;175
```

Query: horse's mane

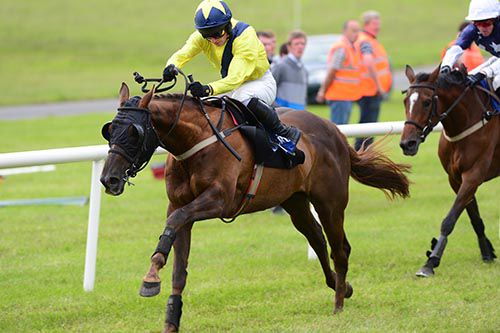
414;67;467;90
151;93;203;109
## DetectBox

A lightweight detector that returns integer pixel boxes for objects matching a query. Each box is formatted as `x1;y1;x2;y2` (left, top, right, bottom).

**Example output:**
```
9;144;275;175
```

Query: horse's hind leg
281;193;353;299
312;198;350;313
466;197;497;262
281;193;338;292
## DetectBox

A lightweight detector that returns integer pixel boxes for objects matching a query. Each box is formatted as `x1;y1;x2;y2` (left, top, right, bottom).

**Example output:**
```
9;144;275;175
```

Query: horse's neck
151;98;227;156
439;88;483;136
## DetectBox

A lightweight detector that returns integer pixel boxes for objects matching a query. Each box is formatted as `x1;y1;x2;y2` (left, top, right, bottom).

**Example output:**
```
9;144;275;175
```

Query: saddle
479;79;500;116
203;96;305;169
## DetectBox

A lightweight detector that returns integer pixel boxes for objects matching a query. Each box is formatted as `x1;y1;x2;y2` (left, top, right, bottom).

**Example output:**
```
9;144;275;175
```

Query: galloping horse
100;75;410;332
400;65;498;277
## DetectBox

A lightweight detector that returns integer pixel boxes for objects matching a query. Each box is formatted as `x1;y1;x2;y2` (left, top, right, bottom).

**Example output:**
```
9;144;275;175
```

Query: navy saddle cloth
205;97;305;169
479;79;500;113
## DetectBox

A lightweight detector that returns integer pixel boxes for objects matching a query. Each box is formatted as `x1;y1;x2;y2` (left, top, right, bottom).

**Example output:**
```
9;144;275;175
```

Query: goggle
201;29;226;40
473;19;494;28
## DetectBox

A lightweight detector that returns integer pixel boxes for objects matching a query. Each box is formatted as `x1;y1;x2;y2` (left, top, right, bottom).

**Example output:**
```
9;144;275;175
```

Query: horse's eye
422;100;431;108
128;124;144;144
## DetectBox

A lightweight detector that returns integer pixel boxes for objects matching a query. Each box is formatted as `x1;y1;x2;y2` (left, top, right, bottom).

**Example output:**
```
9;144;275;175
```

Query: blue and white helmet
465;0;500;21
194;0;232;32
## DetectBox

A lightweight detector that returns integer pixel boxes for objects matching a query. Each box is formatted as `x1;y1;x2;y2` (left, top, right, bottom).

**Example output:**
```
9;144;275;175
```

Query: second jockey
442;0;500;98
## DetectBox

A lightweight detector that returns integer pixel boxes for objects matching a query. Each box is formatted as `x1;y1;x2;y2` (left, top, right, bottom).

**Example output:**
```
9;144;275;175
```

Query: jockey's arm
166;31;204;68
469;56;500;76
442;45;464;70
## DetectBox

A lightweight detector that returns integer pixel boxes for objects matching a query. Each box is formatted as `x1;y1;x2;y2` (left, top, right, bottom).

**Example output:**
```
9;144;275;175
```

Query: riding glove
465;72;486;87
163;64;177;82
189;81;212;97
440;65;451;75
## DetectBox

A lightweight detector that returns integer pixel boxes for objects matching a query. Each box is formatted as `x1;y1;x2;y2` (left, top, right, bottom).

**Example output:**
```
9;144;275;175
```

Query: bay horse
400;65;498;277
100;76;410;332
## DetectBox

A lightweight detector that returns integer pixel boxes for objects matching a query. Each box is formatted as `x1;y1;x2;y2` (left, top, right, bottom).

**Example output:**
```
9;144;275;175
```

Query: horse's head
100;83;159;195
399;64;467;156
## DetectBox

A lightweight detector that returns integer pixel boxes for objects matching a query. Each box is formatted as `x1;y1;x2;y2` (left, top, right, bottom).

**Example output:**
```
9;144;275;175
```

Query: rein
403;80;498;142
404;83;472;142
135;69;242;161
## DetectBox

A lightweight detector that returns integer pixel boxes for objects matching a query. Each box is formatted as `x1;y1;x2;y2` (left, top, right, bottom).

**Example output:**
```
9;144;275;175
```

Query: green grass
0;96;499;332
1;0;472;105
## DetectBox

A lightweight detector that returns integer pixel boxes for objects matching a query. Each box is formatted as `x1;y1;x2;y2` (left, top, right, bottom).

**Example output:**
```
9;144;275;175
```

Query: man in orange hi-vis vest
316;20;362;125
441;21;484;71
354;10;392;151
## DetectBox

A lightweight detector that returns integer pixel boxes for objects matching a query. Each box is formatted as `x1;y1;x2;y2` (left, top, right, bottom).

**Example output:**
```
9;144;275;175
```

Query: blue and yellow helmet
194;0;232;32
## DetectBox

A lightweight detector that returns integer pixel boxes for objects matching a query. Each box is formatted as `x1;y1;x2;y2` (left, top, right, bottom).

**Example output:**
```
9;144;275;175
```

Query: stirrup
273;134;297;156
485;110;499;120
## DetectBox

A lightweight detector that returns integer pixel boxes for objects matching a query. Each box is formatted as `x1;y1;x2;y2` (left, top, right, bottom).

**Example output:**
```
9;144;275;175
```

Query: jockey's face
474;19;495;37
206;31;229;47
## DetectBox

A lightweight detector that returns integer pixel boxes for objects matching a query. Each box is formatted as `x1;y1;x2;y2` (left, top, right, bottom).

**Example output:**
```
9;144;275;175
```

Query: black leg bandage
425;236;447;267
154;227;176;259
166;294;183;329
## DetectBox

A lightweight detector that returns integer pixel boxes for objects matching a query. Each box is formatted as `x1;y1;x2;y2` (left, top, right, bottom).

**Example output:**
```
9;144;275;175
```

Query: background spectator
271;30;308;110
279;42;289;60
354;10;392;150
316;20;362;125
257;30;279;65
440;21;484;71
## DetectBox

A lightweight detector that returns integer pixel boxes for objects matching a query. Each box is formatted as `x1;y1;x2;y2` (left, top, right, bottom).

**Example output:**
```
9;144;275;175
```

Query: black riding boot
247;98;301;150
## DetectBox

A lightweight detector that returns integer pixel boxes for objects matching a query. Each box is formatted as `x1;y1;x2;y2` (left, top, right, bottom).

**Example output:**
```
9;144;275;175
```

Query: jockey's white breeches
470;56;500;89
215;70;277;106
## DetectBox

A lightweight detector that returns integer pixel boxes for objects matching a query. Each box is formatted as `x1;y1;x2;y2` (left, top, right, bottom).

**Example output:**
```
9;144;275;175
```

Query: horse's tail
349;139;411;199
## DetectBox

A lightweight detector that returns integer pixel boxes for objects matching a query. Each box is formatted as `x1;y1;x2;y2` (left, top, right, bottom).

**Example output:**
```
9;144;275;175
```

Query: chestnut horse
100;80;410;332
400;65;498;277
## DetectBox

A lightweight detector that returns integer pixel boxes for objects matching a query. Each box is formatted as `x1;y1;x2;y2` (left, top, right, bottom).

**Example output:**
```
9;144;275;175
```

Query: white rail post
308;204;319;260
83;159;105;292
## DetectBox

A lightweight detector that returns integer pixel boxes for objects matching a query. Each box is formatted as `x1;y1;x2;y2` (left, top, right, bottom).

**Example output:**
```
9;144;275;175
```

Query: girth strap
220;163;265;223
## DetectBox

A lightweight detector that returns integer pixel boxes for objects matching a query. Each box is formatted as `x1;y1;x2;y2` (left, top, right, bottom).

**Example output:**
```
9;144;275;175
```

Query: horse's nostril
400;140;417;151
108;177;120;186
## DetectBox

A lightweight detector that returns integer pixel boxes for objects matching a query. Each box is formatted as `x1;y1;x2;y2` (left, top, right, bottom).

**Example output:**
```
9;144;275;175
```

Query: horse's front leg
163;223;193;333
417;171;482;277
140;184;226;297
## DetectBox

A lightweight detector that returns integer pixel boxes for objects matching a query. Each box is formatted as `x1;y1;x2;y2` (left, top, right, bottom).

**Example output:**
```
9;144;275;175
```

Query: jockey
162;0;300;154
441;0;500;96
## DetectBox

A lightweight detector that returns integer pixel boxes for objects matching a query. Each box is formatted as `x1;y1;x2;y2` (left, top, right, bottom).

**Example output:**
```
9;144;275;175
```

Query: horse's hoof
345;283;354;299
482;256;496;263
139;281;161;297
333;307;343;315
415;266;434;278
163;323;179;333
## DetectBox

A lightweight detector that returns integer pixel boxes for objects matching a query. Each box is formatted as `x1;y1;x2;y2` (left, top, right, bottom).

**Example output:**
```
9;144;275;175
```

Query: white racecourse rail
0;121;443;292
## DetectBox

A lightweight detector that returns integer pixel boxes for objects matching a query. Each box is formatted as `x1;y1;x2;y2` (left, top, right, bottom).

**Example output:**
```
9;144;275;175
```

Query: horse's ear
119;82;130;106
405;65;415;83
429;64;440;83
139;85;155;108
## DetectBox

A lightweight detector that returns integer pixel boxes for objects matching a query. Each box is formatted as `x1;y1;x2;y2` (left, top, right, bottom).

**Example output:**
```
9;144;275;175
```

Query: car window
302;35;340;66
